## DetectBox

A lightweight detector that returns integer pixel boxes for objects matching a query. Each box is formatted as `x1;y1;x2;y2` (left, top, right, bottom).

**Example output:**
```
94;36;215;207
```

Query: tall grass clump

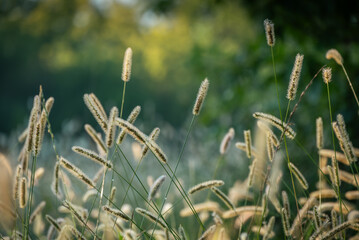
1;19;359;240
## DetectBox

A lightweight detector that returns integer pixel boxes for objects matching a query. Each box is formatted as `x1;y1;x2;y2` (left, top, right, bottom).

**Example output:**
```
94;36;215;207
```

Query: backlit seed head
122;47;133;82
287;53;304;100
316;117;323;149
326;49;343;65
322;67;332;84
264;19;275;47
193;78;209;115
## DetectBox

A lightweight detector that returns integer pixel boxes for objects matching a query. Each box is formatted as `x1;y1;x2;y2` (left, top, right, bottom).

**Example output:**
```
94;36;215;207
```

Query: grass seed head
264;19;275;47
326;49;343;65
287;53;304;100
322;67;332;84
122;47;133;82
193;78;209;116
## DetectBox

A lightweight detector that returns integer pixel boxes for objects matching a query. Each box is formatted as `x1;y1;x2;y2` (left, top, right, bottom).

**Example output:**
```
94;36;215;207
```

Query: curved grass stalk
341;64;359;108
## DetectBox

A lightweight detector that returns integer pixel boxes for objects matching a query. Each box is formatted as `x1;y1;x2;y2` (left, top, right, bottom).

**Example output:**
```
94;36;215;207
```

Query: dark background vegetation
1;0;359;151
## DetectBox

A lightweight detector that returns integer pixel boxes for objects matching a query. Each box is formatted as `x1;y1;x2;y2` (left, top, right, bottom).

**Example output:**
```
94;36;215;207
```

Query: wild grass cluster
0;19;359;240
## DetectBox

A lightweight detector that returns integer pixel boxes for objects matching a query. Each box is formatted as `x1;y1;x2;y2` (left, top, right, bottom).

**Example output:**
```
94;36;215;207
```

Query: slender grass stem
150;115;205;239
93;152;109;240
341;64;359;108
326;82;344;235
113;146;180;239
24;154;36;240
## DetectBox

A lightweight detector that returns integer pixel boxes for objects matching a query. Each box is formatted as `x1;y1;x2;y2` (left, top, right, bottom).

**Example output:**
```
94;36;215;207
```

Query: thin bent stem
341;64;359;108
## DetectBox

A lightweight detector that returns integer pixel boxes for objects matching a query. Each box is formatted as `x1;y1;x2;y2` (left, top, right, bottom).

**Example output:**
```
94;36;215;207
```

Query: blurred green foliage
1;0;359;145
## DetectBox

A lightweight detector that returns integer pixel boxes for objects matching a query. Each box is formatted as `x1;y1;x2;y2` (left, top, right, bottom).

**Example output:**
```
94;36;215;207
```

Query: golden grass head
59;156;95;188
288;162;308;190
148;175;166;202
287;53;304;100
122;47;133;82
188;180;224;194
316;117;323;149
19;177;27;208
322;67;332;84
326;48;343;65
244;130;252;158
135;207;167;229
103;205;130;222
106;106;119;148
263;19;275;47
253;112;296;139
220;127;235;155
193;78;209;116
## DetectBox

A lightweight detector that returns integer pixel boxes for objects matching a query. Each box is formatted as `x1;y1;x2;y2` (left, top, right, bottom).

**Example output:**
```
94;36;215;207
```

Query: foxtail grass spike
83;93;107;132
178;225;187;240
84;124;107;155
13;165;22;200
135;207;167;228
103;205;130;221
266;133;275;162
321;221;352;240
257;121;280;147
26;95;40;152
220;128;235;155
253;112;296;139
326;49;343;65
45;215;61;231
89;93;107;122
29;201;46;224
141;127;160;159
193;78;209;116
72;146;112;168
244;130;252;158
336;114;357;163
322;67;332;84
148;175;166;201
264;19;275;47
281;208;290;236
313;206;321;229
19;177;27;208
331;209;338;239
198;224;216;240
109;186;116;205
282;191;290;218
316;117;323;149
263;216;275;240
122;47;133;82
287;53;304;100
116;105;141;144
60;157;95;188
188;180;224;194
289;162;309;189
247;159;257;187
51;162;62;199
210;187;235;209
106;106;118;148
